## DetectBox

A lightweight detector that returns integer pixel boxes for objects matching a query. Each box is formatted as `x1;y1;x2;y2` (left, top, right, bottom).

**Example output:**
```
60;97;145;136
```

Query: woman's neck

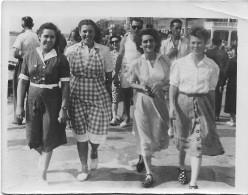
145;52;156;61
191;53;204;64
40;47;52;56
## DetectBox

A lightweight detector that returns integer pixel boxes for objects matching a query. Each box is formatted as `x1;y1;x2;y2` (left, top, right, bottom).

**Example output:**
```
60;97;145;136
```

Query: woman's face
111;37;120;50
190;35;206;54
39;29;56;52
140;34;156;54
80;25;95;46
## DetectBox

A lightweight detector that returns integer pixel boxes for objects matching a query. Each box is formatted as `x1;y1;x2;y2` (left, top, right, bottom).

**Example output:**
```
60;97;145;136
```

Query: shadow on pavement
46;165;234;187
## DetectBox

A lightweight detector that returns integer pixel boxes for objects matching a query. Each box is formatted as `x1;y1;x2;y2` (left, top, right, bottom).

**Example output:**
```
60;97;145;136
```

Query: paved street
2;96;236;194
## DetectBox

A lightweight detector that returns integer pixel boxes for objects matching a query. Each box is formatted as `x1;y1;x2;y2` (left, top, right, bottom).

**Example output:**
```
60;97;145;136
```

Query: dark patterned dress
19;48;70;152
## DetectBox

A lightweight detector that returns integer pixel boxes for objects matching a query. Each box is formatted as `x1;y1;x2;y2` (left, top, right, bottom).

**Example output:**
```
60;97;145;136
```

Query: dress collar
141;53;160;60
189;53;212;66
36;47;57;62
79;41;100;49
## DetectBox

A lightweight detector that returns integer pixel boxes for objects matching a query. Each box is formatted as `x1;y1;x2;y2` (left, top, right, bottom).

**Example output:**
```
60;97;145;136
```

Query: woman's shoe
142;174;154;188
189;185;199;189
90;150;98;170
178;168;187;184
226;121;235;127
136;155;145;173
110;117;118;126
77;172;88;182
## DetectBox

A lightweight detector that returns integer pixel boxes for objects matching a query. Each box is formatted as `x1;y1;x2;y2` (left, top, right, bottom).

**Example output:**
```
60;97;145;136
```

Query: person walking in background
129;28;170;188
160;18;190;138
109;35;122;126
66;19;113;182
12;16;40;125
169;26;224;189
16;22;70;183
113;17;143;128
223;45;237;126
205;37;229;121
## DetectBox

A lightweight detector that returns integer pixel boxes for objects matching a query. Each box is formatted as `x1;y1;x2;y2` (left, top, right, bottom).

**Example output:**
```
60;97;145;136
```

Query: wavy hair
134;28;161;54
189;26;210;44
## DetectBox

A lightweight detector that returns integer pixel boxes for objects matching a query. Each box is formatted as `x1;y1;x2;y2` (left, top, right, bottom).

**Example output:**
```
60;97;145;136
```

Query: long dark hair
78;19;101;44
134;28;161;54
37;22;61;51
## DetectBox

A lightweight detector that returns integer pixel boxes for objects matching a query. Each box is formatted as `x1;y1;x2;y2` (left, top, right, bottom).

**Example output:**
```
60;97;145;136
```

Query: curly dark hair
78;19;101;44
134;28;161;54
170;18;182;28
189;26;210;43
37;22;61;51
68;27;81;43
22;16;34;28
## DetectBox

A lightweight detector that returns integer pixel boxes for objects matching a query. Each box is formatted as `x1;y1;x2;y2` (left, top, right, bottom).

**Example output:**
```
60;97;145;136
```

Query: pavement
2;96;236;194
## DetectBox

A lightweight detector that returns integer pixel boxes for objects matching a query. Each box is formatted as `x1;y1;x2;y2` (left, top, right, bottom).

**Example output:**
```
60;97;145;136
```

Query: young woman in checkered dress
66;19;113;181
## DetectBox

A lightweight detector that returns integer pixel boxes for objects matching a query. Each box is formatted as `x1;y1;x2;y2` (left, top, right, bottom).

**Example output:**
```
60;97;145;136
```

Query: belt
30;82;59;89
179;91;207;97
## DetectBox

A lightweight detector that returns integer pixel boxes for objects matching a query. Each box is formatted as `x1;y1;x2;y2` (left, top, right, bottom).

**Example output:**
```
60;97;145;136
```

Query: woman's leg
77;141;89;173
38;150;53;181
230;113;236;123
143;155;152;175
179;150;186;170
189;155;202;186
122;88;132;123
90;142;99;169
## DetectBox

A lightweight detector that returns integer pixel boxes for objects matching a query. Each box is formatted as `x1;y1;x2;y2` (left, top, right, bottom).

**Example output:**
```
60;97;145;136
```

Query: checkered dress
68;45;112;139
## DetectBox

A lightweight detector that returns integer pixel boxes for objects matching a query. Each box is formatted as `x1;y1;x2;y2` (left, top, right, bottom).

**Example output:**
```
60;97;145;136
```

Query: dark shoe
189;185;199;189
178;168;187;184
12;120;23;125
142;174;154;188
215;116;220;121
137;155;145;173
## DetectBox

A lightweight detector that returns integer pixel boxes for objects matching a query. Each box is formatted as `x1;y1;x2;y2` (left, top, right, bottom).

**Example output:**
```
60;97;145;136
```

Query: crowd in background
11;16;237;189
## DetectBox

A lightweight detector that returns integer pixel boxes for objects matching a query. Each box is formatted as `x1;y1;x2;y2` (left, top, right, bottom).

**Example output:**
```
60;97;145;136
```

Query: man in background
205;37;229;121
12;16;40;125
160;18;190;138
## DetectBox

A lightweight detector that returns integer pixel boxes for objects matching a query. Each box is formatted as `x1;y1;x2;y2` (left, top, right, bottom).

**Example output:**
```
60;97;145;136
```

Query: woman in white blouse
129;28;170;188
169;26;224;189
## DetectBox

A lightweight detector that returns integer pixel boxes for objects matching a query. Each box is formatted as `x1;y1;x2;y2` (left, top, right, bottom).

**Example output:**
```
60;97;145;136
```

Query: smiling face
39;29;56;52
190;35;206;55
140;34;156;54
80;25;95;46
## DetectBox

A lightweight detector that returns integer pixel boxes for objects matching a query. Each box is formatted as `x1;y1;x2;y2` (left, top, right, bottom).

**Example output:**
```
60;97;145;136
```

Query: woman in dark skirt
16;22;70;183
224;45;237;126
169;26;224;189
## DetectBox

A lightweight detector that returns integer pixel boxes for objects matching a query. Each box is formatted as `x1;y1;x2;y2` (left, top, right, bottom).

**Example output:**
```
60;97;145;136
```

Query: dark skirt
26;86;67;152
174;92;225;157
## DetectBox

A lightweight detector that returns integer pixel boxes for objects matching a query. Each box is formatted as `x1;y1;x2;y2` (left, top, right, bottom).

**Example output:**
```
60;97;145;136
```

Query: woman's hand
151;82;163;95
143;86;155;98
58;109;69;124
16;106;25;121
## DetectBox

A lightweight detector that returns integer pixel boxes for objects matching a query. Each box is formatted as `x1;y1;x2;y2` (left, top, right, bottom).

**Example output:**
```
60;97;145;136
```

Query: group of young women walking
15;18;225;189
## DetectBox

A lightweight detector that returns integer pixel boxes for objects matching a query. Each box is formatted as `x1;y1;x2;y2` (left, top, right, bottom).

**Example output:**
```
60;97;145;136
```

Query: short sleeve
18;53;30;81
160;40;166;56
102;47;114;72
169;61;180;87
127;60;139;84
12;35;22;50
59;55;71;82
209;63;220;90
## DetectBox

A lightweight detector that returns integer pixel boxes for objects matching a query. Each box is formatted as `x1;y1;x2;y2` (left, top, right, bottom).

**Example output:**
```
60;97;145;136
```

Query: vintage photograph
1;1;247;194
